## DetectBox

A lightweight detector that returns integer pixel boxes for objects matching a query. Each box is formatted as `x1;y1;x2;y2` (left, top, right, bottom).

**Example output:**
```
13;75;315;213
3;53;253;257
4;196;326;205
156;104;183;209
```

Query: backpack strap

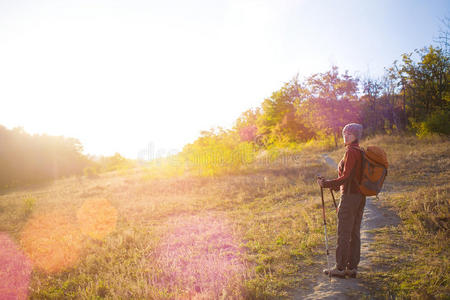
344;166;355;195
345;146;364;195
353;147;365;193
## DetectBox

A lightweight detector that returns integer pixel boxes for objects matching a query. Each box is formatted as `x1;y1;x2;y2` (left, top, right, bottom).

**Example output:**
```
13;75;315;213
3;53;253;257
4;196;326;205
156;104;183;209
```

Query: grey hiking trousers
336;193;366;270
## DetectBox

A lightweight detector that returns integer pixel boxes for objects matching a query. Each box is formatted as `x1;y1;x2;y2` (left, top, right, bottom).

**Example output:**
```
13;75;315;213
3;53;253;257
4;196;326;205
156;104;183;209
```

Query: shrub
414;109;450;138
83;166;99;179
22;195;36;217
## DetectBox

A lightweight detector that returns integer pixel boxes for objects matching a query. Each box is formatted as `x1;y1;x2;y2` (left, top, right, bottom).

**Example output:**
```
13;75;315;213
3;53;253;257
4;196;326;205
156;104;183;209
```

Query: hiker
317;123;365;278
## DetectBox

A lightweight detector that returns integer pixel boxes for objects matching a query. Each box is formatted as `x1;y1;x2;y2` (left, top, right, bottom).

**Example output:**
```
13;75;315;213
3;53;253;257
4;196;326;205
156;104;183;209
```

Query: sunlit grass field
0;134;448;299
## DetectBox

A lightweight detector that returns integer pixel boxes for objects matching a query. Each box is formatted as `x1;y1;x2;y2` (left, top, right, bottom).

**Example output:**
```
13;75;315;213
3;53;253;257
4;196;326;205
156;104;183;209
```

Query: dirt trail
293;154;400;299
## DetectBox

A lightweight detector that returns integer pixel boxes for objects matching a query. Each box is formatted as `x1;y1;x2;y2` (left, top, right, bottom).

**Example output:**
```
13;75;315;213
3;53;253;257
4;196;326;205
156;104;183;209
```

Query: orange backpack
357;146;388;196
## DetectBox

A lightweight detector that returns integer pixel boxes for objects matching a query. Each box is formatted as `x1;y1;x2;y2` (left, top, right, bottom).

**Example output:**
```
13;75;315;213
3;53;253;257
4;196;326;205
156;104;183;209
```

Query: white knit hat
342;123;363;140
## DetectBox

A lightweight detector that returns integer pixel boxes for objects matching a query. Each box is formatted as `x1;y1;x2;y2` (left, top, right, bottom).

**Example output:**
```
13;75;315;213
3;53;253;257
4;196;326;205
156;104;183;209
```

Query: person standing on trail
317;123;365;278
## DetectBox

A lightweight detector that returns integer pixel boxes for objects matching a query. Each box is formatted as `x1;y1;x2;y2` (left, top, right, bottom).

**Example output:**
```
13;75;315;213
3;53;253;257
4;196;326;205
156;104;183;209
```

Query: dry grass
0;134;448;299
340;134;449;299
0;151;335;299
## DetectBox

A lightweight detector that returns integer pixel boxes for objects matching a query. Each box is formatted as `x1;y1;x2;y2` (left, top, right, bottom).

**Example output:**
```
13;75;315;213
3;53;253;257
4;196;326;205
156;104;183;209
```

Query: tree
300;66;360;147
233;108;260;143
393;46;449;125
0;125;90;187
435;16;449;57
256;76;312;146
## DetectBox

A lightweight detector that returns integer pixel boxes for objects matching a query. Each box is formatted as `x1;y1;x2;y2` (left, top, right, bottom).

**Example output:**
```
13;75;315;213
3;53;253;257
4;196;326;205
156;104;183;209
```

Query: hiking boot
345;268;357;278
323;266;346;278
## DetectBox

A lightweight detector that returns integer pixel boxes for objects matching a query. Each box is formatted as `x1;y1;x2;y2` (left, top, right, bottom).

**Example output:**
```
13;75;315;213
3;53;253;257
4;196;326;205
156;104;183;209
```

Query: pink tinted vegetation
239;125;257;142
0;233;32;300
148;214;246;299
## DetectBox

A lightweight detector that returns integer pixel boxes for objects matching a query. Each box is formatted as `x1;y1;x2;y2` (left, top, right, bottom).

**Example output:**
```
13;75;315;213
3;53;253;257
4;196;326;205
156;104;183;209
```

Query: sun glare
20;211;83;273
77;198;118;240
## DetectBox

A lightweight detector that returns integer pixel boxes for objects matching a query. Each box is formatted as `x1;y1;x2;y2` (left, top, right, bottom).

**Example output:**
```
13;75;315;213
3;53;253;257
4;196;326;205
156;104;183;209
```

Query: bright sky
1;0;448;159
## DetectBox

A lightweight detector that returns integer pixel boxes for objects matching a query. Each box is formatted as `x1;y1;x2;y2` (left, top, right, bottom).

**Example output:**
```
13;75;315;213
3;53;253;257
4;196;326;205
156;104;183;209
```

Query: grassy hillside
0;134;448;299
355;135;449;299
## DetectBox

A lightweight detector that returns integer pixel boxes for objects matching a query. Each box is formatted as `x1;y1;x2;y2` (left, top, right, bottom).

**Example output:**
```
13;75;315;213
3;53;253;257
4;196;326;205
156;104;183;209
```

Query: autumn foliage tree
160;37;450;177
256;77;313;147
299;66;361;147
233;108;260;143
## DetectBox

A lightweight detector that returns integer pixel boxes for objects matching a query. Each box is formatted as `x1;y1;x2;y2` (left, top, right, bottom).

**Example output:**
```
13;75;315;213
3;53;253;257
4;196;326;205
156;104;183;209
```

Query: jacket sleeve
323;148;357;189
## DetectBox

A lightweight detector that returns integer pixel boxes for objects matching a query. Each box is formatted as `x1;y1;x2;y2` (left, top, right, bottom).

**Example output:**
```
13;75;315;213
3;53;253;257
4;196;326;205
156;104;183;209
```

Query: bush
414;109;450;138
23;195;36;216
83;166;99;179
180;128;258;177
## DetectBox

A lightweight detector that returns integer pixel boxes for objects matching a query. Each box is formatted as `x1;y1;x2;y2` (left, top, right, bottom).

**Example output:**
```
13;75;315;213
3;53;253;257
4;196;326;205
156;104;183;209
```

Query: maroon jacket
324;141;363;195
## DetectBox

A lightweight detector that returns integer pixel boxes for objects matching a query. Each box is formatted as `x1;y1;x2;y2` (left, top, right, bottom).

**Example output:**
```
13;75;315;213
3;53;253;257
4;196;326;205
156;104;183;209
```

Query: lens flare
77;198;118;240
0;233;32;299
148;214;245;298
20;212;83;273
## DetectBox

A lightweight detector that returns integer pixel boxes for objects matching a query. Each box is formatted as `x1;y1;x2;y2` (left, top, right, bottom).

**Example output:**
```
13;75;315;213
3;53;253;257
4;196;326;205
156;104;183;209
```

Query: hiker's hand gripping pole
317;175;338;214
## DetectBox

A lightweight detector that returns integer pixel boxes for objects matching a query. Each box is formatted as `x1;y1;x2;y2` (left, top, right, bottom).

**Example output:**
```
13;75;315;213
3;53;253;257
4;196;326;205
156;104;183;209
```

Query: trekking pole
330;189;338;213
320;185;332;281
